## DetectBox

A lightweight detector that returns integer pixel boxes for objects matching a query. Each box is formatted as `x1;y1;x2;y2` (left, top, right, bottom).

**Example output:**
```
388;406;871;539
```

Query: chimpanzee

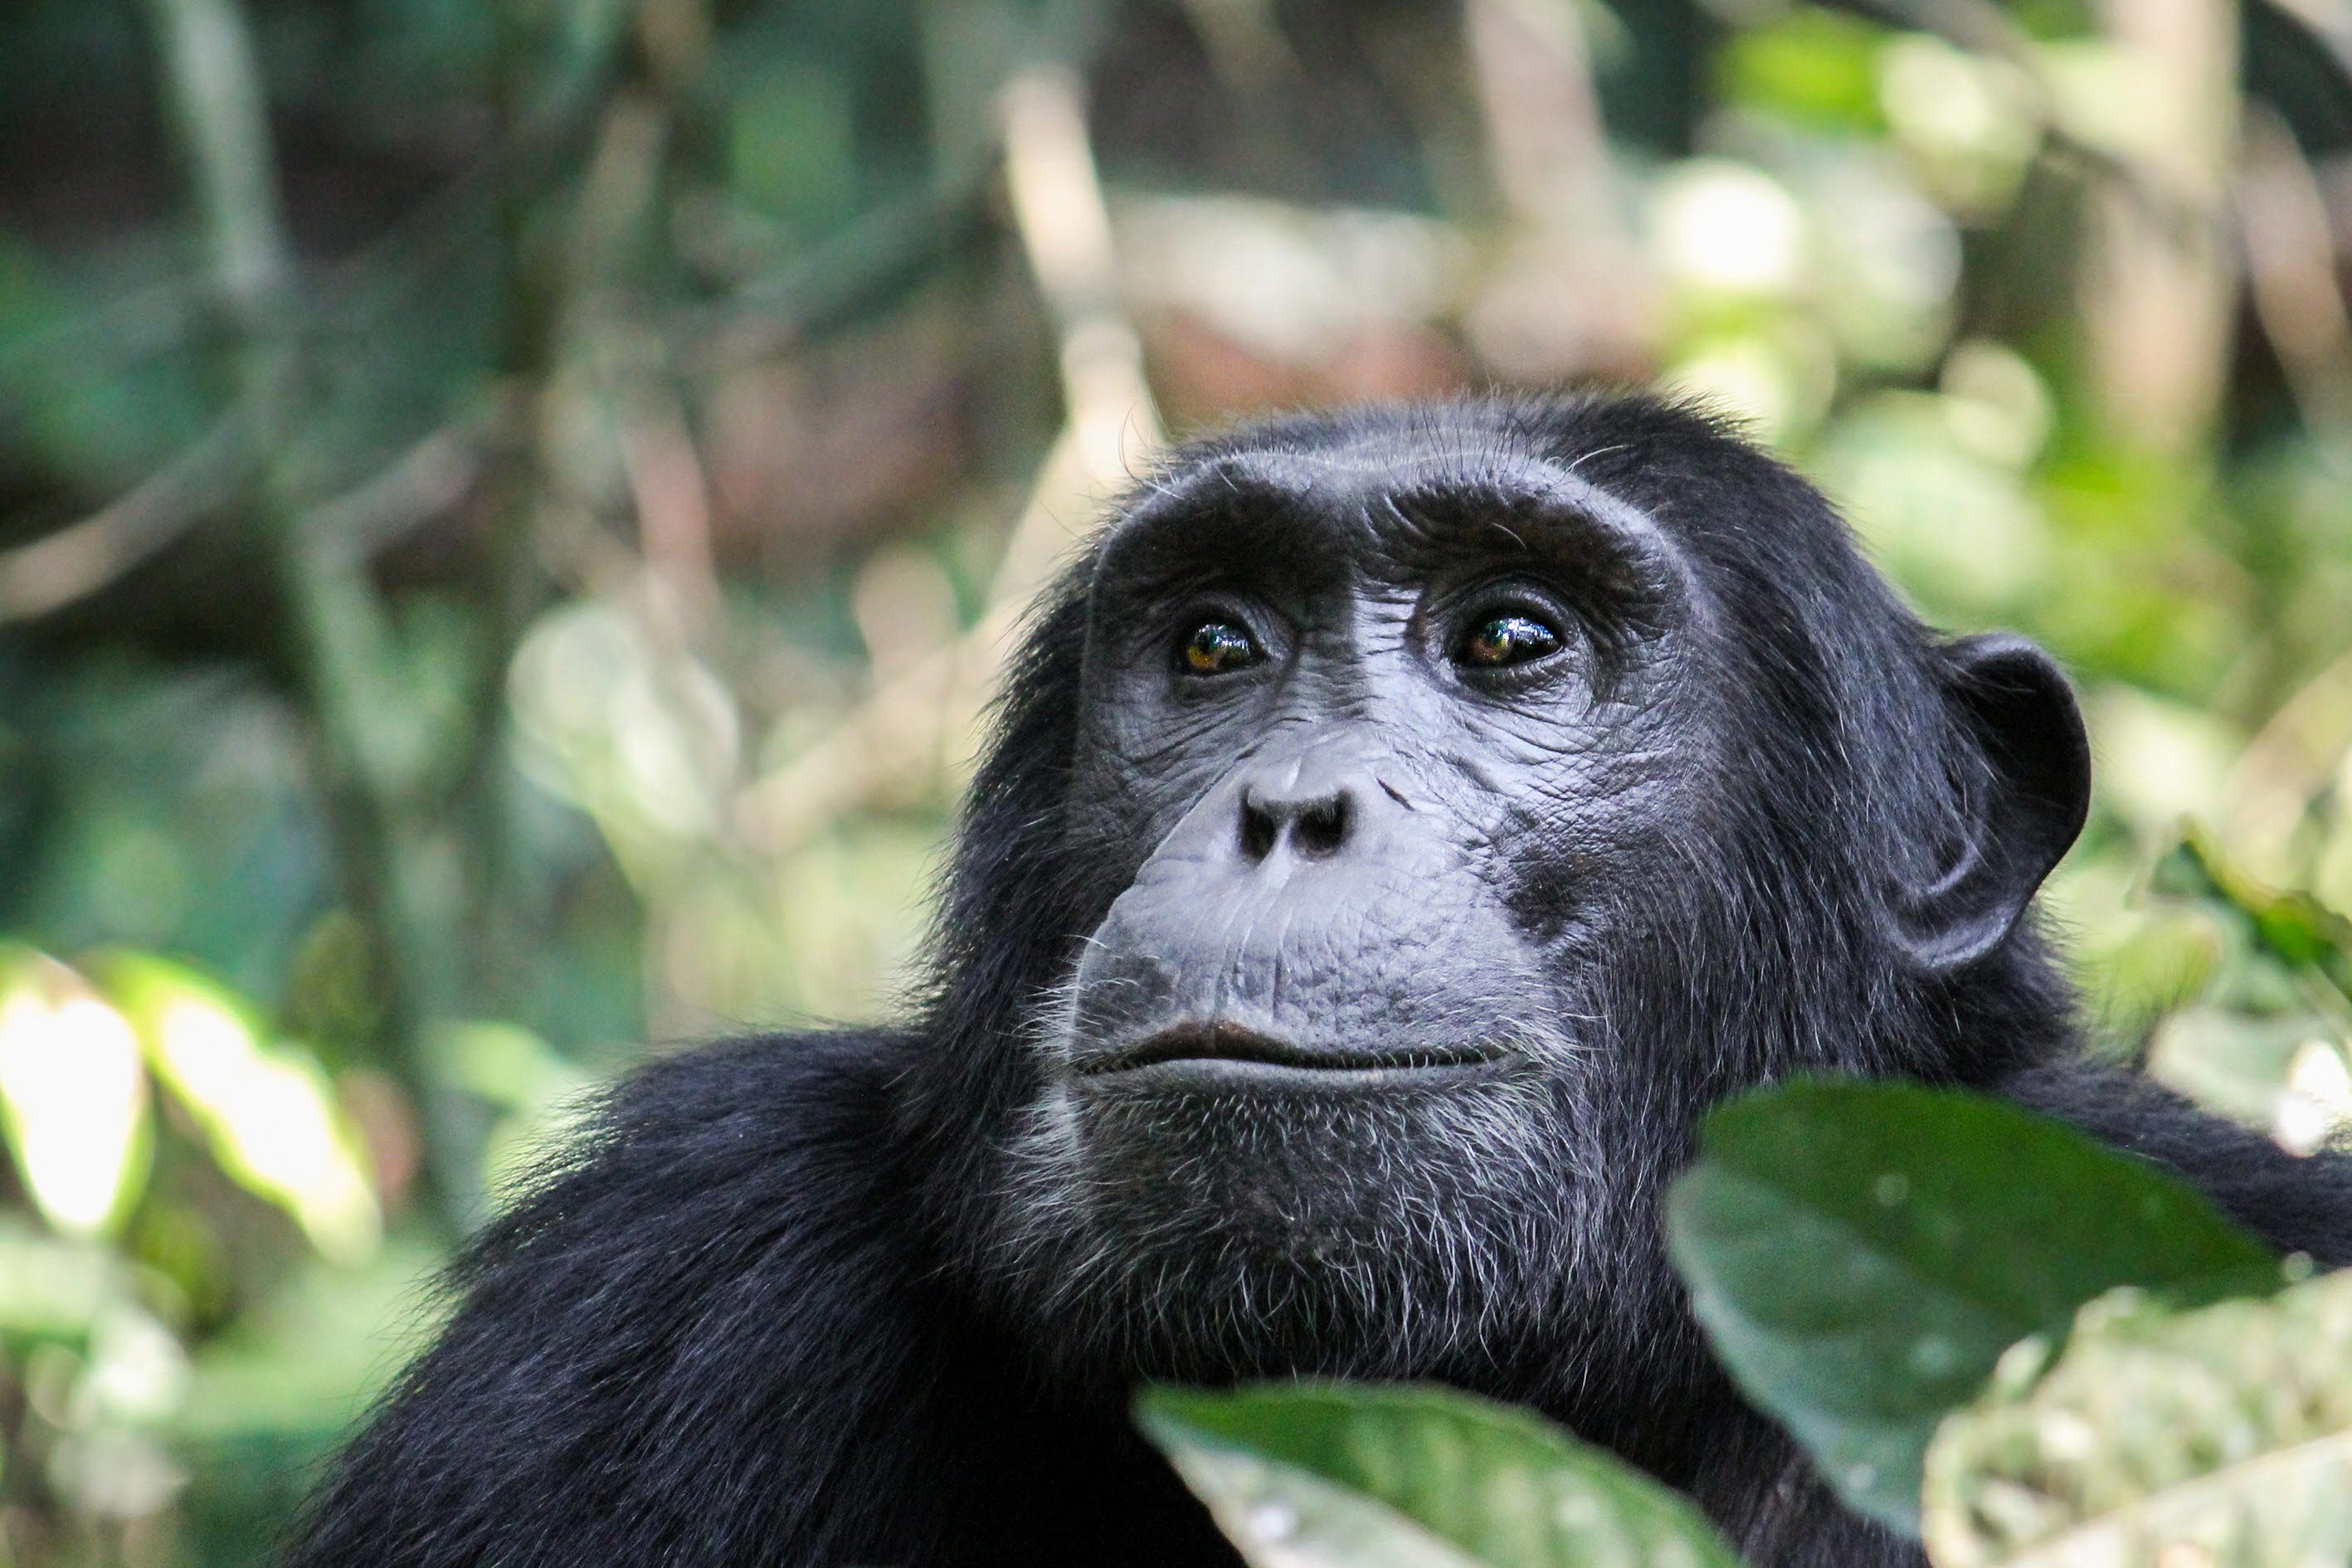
285;395;2352;1567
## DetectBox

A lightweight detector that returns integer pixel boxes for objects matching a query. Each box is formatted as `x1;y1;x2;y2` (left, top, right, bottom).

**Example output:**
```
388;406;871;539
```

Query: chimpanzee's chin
1050;1072;1568;1240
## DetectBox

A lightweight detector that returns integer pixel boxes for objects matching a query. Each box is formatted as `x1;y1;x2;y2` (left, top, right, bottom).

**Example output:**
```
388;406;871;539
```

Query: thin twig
305;422;489;567
0;413;256;621
137;0;290;322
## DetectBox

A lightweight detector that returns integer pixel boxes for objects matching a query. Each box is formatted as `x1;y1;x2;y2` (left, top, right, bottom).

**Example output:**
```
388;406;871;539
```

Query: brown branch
2238;106;2352;441
304;423;489;568
1000;62;1163;480
734;64;1162;857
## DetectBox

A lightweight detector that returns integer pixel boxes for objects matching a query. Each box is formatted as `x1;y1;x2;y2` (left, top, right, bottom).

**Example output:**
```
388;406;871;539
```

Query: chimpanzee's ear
1890;634;2091;971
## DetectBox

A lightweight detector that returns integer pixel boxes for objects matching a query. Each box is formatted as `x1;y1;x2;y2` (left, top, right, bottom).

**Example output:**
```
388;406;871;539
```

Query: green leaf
100;953;381;1264
1712;8;1890;134
1664;1079;2278;1535
1924;1268;2352;1567
0;949;153;1239
1138;1382;1743;1568
1139;1441;1483;1568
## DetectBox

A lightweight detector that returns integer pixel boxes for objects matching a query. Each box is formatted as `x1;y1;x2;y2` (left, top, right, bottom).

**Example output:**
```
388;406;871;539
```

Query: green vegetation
1150;1080;2352;1565
1667;1081;2284;1531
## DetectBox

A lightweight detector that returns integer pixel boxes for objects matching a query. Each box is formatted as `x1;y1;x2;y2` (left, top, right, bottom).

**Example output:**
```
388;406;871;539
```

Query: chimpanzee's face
986;431;1722;1376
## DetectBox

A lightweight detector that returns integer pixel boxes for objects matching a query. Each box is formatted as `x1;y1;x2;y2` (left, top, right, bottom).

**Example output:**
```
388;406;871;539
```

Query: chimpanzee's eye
1181;620;1260;675
1458;612;1564;669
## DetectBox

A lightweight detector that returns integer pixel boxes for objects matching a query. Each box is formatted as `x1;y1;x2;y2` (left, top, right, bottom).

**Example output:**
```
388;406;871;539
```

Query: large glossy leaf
1924;1268;2352;1567
1664;1079;2278;1534
1139;1382;1742;1568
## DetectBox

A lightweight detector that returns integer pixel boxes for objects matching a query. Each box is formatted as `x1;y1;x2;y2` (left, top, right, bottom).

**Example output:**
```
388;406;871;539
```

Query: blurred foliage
2;0;2351;1561
1162;1091;2345;1567
1921;1269;2352;1567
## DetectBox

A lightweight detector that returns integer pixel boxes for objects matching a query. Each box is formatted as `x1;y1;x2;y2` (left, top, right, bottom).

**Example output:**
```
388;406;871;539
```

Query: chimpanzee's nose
1237;780;1356;862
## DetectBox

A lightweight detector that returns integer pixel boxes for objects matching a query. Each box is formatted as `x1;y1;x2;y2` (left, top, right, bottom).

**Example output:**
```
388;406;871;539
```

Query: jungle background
2;0;2351;1562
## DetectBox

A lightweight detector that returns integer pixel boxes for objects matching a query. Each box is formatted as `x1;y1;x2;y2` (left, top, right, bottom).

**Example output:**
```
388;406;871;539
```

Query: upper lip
1072;1021;1507;1077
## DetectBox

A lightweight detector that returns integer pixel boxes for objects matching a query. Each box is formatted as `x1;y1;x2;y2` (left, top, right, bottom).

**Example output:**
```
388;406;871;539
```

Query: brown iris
1182;620;1259;674
1460;612;1562;669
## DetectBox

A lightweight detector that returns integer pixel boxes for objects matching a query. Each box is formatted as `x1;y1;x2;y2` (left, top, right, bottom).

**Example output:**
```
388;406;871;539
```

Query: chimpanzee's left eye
1457;613;1563;669
1181;620;1260;675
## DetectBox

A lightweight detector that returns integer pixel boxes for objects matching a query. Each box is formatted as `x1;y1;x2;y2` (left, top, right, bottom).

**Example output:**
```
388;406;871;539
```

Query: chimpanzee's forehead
1103;431;1681;588
1187;403;1568;483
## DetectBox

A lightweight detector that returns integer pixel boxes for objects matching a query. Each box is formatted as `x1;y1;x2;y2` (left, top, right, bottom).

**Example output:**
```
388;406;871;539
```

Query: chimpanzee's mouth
1071;1021;1510;1083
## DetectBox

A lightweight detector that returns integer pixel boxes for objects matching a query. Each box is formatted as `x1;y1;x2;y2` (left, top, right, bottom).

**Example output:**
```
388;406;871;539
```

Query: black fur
285;396;2352;1568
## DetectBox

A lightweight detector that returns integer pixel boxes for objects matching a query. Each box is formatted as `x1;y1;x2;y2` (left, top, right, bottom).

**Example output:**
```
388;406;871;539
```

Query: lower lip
1072;1055;1511;1093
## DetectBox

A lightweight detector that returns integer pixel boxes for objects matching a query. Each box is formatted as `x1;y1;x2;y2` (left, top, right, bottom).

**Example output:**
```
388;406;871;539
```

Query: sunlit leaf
1924;1269;2352;1567
0;950;151;1237
1665;1079;2279;1535
1140;1383;1741;1568
102;955;380;1264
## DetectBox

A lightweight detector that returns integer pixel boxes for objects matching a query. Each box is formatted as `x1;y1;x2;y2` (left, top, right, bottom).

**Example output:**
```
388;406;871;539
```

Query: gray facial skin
986;436;1717;1381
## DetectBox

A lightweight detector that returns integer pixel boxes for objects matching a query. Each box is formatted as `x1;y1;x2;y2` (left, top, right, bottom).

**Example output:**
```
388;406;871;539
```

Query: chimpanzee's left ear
1890;633;2091;971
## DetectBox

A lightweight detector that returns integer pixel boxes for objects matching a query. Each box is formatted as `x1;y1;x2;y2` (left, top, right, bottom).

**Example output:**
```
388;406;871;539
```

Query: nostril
1239;797;1279;861
1237;785;1354;861
1293;795;1351;858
